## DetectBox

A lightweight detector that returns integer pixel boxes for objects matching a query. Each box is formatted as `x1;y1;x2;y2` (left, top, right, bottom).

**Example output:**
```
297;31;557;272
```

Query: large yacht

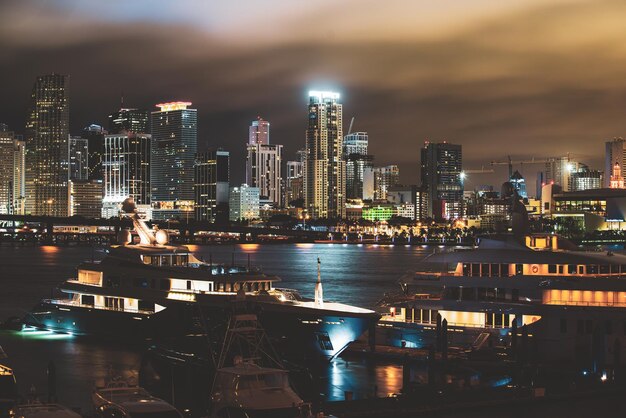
379;232;626;367
24;199;379;362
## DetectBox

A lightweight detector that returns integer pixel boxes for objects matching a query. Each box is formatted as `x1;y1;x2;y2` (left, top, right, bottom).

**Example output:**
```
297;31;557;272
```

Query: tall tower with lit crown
304;91;345;219
610;161;624;189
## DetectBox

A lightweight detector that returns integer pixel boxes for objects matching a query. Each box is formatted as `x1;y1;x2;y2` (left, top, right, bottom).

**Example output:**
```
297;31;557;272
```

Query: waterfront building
362;204;394;222
12;137;26;214
109;107;149;135
102;132;151;218
69;136;89;181
0;129;14;214
194;149;230;222
571;169;603;191
229;184;260;221
69;179;103;218
510;170;527;198
150;102;197;220
83;124;107;180
304;91;346;219
373;165;400;201
343;132;368;157
420;141;463;220
605;138;626;188
245;118;282;206
249;117;270;145
25;73;70;216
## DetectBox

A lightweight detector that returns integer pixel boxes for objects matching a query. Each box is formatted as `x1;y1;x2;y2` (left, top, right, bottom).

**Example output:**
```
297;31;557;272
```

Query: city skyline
2;1;626;191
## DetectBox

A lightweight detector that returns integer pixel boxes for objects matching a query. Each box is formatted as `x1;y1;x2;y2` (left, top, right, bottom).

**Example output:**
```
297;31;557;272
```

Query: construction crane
347;117;355;136
460;166;494;181
490;155;552;179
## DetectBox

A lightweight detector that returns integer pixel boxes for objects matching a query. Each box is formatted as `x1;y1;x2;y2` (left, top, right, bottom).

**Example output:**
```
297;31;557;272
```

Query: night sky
1;0;626;193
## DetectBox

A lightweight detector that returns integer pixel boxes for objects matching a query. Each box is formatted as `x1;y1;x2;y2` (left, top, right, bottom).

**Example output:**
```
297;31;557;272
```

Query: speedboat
25;198;379;362
92;379;182;418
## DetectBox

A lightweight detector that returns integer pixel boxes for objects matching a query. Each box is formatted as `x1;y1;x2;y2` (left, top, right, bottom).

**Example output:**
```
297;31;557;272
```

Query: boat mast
315;257;324;307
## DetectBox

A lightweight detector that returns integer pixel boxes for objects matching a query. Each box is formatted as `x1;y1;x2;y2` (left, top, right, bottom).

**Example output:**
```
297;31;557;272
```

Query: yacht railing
545;300;626;308
44;299;154;315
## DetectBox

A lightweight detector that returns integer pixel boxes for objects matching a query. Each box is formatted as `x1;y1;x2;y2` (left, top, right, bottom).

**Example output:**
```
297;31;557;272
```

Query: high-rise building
249;117;270;145
69;136;89;181
544;157;585;192
25;74;70;216
420;141;463;220
304;91;345;219
150;101;197;220
108;108;149;134
12;137;26;215
246;143;283;205
343;132;368;157
102;132;152;218
229;184;260;221
194;149;230;222
373;165;400;201
571;169;603;191
0;129;14;214
69;179;103;218
83;124;107;180
610;162;624;189
285;160;304;205
605;138;626;188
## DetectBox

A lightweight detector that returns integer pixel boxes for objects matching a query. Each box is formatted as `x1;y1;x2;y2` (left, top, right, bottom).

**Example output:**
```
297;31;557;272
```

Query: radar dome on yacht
155;229;169;245
117;230;132;245
121;197;136;214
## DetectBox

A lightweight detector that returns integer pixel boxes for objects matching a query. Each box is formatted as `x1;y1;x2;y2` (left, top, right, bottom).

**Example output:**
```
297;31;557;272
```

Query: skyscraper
69;136;89;181
25;74;70;216
83;124;107;180
373;165;400;201
346;154;374;200
544;157;584;192
12;137;26;215
102;132;152;218
249;117;270;145
510;170;527;199
304;91;345;219
0;129;14;214
229;184;260;221
194;149;230;222
150;101;197;220
420;141;463;220
343;132;368;157
245;117;283;206
605;138;626;188
285;160;304;205
108;108;149;134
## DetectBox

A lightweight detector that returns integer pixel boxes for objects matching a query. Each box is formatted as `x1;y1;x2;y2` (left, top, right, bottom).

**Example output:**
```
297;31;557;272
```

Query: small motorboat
92;378;182;418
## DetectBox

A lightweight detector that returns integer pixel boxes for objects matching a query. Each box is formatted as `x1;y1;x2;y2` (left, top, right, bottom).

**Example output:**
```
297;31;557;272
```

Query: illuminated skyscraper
25;74;70;216
304;91;345;219
245;118;282;205
194;149;230;222
343;132;368;157
605;138;626;188
108;108;149;135
150;101;197;220
373;165;400;201
83;124;107;180
420;141;463;220
0;129;15;214
229;184;260;221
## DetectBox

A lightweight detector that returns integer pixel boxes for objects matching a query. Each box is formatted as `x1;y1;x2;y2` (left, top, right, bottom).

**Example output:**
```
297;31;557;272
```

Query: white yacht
25;199;379;362
92;380;182;418
379;232;626;369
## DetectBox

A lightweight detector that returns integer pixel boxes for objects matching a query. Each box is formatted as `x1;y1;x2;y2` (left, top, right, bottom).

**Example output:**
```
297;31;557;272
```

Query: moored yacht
25;199;379;362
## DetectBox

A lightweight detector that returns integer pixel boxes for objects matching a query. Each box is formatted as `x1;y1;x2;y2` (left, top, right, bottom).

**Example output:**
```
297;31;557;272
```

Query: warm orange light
155;101;192;111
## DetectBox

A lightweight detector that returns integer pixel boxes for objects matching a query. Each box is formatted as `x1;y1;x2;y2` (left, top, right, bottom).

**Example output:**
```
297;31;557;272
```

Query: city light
155;101;192;111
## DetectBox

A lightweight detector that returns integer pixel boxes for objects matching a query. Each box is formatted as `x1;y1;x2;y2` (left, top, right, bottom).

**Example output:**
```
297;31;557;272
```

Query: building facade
249;117;269;145
346;154;374;200
0;129;14;214
420;141;463;220
83;124;107;181
108;108;149;135
343;132;368;157
373;165;400;201
102;132;151;218
25;74;70;216
571;169;603;191
285;160;304;205
194;149;230;222
229;184;260;222
69;136;89;181
150;102;197;220
304;91;345;219
605;138;626;188
70;179;103;218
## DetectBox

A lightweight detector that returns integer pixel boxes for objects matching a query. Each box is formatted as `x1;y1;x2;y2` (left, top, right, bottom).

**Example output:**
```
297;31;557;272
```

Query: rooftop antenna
315;257;324;307
347;116;355;135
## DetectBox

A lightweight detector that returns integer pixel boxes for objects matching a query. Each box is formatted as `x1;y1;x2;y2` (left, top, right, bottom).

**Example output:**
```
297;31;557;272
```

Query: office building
194;149;230;222
102;132;151;218
286;160;304;205
343;132;368;157
249;117;270;145
304;91;345;219
346;154;374;200
420;141;463;220
25;74;70;216
544;157;585;192
109;107;149;134
373;165;400;201
150;101;197;220
245;118;283;205
387;185;421;220
12;137;26;214
69;136;89;181
0;129;14;214
605;138;626;188
83;124;107;180
571;169;603;191
229;184;260;221
69;179;103;218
